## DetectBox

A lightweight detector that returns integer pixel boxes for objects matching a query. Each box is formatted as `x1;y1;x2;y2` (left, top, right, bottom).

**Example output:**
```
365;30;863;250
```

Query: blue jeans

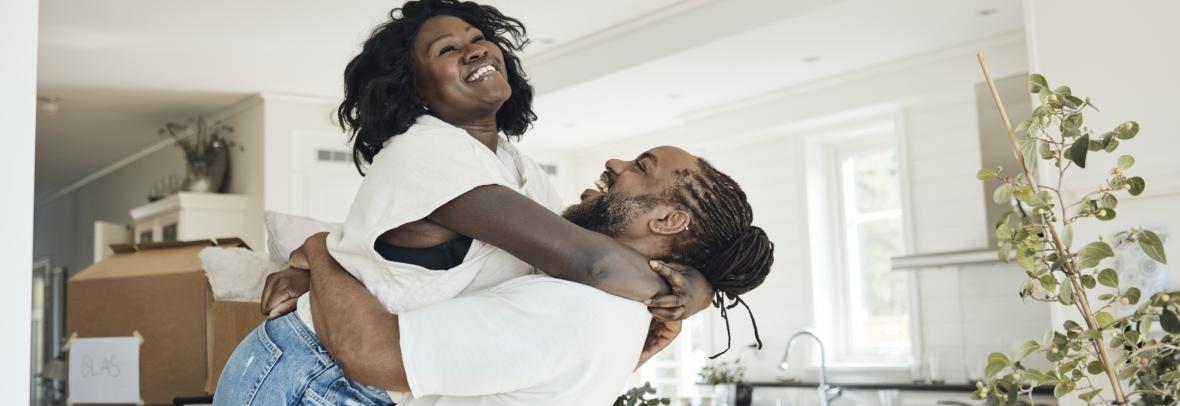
213;312;394;406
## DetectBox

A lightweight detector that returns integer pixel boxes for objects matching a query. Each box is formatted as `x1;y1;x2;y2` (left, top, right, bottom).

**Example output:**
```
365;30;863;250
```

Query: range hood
892;74;1032;270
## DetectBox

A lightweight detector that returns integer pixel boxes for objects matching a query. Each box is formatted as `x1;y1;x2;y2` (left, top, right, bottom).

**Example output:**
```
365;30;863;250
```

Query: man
269;146;774;405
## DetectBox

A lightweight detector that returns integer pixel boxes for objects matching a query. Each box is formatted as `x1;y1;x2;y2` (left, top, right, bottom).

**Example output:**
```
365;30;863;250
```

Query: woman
214;1;773;405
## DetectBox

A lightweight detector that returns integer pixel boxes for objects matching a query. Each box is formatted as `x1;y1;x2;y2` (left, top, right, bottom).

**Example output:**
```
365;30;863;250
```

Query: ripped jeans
213;312;394;406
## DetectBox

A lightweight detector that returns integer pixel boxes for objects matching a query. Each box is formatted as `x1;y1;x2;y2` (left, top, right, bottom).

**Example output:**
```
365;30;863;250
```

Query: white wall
34;96;265;277
1026;1;1180;403
567;34;1036;382
261;94;352;216
1;0;38;401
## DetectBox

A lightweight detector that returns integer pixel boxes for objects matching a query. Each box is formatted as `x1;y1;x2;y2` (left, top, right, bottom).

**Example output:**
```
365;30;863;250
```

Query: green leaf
995;211;1012;229
977;167;998;181
1062;113;1083;129
1104;137;1120;152
1029;74;1048;93
1124;330;1141;345
985;352;1011;378
1063;224;1073;247
1069;134;1089;168
1015;340;1039;361
1039;275;1058;292
1081;274;1096;289
1124;287;1141;305
1019;136;1039;172
1086;361;1105;375
997;241;1011;263
1014;188;1047;208
1038;140;1055;159
1059;280;1075;305
1127;176;1145;196
1095;208;1116;221
1099;193;1118;209
996;223;1014;241
1117;155;1135;170
1053;85;1072;97
1114;121;1139;140
1078;389;1102;402
1162;309;1180;334
1095;311;1115;328
1097;268;1119;288
993;183;1013;204
1117;366;1138;380
1097;293;1114;301
1139;229;1167;264
1076;241;1114;269
1053;380;1074;398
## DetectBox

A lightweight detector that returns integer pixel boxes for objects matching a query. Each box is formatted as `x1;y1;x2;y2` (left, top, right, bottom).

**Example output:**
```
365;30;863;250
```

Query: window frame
806;123;914;367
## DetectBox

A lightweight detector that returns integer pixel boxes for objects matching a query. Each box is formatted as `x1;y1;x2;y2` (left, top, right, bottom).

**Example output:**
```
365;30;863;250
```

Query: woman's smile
465;62;499;82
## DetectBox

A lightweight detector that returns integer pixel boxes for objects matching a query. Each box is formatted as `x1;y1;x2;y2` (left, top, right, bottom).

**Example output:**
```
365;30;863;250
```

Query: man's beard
562;192;664;238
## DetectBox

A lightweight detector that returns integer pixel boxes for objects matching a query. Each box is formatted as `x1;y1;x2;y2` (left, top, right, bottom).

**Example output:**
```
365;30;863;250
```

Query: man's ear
649;206;692;236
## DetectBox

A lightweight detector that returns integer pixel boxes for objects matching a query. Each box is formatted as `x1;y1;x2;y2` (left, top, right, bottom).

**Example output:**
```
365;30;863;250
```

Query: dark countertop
747;381;1054;395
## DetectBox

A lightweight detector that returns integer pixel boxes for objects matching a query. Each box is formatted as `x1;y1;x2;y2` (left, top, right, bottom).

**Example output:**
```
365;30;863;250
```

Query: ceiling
35;0;1023;199
34;0;682;198
518;0;1025;151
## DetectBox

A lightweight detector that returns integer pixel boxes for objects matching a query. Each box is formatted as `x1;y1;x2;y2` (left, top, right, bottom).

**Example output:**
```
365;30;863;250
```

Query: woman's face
412;15;511;123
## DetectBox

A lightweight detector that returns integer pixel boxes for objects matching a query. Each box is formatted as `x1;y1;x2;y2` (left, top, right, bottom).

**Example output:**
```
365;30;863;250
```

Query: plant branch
977;53;1128;405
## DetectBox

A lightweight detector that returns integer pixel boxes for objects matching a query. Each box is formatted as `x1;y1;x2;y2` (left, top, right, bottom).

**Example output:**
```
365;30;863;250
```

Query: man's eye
472;35;484;43
439;46;456;55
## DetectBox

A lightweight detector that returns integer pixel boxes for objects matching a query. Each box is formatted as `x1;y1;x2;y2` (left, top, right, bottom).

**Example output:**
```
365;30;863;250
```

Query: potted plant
158;116;239;193
614;381;672;406
973;55;1179;404
699;361;752;406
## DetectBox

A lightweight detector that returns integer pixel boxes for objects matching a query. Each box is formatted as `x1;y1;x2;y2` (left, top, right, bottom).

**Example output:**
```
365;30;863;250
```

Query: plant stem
976;53;1128;405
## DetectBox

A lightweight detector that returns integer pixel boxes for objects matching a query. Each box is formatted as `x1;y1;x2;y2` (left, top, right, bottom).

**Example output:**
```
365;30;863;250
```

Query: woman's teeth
466;65;497;82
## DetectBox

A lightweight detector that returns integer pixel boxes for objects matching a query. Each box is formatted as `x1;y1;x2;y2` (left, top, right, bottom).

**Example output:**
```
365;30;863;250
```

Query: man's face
562;146;700;237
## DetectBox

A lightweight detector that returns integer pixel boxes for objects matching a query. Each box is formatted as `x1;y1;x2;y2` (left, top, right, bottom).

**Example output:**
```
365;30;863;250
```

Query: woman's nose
464;46;488;64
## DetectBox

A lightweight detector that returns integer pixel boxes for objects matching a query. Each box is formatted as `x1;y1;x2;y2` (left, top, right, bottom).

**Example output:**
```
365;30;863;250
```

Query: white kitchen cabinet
129;193;248;244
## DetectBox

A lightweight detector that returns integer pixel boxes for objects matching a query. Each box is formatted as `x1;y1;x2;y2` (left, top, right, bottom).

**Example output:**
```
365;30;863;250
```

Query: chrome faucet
780;330;842;406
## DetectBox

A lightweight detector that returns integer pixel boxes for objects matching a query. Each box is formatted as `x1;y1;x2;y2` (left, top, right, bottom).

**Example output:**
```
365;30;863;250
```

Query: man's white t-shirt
398;274;651;406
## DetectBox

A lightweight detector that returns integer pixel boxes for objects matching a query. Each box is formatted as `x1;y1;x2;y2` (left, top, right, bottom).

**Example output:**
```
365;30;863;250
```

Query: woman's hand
645;261;713;321
636;318;682;370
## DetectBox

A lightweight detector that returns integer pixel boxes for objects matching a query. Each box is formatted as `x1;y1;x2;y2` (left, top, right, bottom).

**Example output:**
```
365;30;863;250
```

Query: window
808;129;911;365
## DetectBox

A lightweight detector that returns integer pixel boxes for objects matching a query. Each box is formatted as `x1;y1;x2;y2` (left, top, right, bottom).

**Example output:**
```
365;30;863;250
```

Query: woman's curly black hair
337;0;536;174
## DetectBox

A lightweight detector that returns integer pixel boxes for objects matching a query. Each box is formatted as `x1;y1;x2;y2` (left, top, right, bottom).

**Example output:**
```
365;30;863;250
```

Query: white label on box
68;336;141;404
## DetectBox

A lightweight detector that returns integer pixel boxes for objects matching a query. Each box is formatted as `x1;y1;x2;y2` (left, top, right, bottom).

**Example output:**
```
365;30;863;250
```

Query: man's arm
303;233;410;391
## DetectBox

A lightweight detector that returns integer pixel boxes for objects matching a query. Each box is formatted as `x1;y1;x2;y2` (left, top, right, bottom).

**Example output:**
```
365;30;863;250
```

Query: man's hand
636;318;682;370
645;261;713;321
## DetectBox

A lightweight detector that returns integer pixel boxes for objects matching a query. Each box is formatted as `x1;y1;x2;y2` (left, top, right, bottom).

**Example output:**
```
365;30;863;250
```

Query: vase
183;145;230;193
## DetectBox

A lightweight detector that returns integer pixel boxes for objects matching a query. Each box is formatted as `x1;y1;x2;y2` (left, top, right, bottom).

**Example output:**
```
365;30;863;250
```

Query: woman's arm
427;185;666;302
304;233;410;391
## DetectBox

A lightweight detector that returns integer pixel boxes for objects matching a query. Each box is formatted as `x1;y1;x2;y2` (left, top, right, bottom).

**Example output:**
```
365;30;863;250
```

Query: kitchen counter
749;381;1054;395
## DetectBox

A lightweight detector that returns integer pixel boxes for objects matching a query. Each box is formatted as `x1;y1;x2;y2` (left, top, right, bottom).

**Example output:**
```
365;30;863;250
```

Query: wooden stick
975;53;1128;405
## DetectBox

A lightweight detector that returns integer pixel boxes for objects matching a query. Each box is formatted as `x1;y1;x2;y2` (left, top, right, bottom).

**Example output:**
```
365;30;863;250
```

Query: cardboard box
68;238;264;404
